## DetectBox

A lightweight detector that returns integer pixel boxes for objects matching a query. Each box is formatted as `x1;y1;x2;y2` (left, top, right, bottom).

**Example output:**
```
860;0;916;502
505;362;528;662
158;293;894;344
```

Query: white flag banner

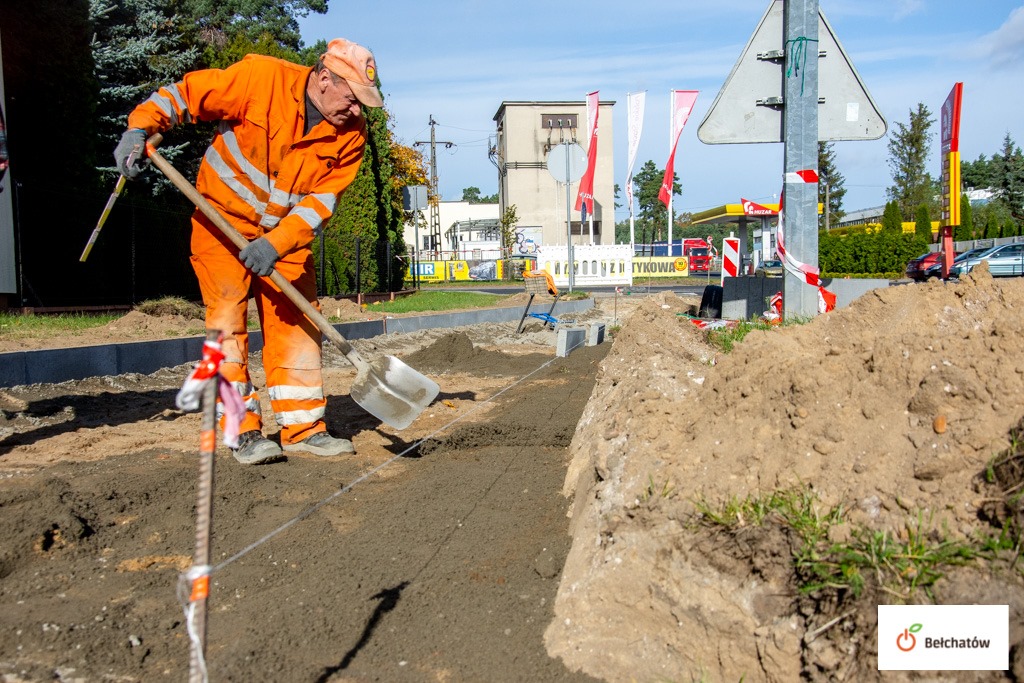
625;91;646;209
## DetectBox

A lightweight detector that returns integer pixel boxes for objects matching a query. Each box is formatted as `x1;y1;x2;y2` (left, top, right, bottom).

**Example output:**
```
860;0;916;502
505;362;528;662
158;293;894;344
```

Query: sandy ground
2;272;1024;682
0;295;622;682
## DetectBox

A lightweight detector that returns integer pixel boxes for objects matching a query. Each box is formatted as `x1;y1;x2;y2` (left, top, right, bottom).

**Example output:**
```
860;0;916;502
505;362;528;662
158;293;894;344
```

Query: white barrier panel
535;245;633;287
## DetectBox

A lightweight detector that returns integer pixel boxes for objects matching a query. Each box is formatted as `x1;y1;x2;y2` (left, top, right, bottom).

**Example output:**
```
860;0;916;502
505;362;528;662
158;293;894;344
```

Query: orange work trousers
190;212;326;446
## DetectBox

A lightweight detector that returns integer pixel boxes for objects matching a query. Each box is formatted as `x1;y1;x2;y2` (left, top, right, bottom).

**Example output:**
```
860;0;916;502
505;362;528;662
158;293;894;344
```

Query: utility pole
414;116;455;258
782;0;820;319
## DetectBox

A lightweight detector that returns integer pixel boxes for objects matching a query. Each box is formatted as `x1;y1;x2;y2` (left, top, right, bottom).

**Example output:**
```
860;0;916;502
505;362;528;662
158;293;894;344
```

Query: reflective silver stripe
310;193;336;214
145;93;176;123
204;147;268;215
230;381;254;397
268;385;324;401
269;187;302;208
221;130;271;193
165;83;191;123
292;205;325;230
275;407;325;425
259;213;282;229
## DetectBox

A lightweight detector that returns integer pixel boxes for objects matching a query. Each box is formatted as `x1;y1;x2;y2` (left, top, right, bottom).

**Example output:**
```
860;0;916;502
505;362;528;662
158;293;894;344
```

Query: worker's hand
239;237;280;277
114;128;147;179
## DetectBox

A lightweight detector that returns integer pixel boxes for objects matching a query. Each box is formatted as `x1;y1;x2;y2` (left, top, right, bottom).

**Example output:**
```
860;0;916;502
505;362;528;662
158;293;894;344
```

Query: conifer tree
817;141;846;229
886;103;935;220
984;211;1000;239
955;194;973;241
991;133;1024;226
178;0;327;53
914;204;932;241
882;201;903;233
90;0;200;188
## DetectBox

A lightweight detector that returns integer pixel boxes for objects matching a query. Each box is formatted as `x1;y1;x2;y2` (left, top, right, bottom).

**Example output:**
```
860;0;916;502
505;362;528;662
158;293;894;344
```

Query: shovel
145;135;439;430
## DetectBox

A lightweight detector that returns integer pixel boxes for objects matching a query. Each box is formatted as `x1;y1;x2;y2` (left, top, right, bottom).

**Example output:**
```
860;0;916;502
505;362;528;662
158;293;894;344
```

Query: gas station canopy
691;202;780;226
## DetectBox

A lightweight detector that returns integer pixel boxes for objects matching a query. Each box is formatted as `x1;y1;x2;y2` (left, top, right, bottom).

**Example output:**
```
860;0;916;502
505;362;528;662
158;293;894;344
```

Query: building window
569;221;601;237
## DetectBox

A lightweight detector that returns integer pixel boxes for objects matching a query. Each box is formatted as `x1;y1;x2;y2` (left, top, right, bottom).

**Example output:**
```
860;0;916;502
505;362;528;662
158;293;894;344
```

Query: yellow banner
411;260;506;282
631;256;690;277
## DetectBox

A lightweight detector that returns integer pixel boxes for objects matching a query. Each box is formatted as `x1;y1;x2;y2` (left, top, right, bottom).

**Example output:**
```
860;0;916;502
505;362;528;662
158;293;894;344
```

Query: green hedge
819;229;929;277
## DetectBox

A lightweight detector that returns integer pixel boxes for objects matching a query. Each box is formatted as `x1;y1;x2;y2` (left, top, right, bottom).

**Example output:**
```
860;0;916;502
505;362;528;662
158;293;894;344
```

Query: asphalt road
432;280;719;298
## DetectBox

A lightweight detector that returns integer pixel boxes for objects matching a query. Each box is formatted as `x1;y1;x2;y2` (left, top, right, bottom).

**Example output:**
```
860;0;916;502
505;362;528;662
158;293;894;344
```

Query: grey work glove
239;237;280;277
114;128;147;178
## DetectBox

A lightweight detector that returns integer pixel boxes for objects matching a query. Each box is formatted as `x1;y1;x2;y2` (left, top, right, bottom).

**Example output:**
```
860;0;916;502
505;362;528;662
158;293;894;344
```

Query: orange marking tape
200;430;216;453
190;575;210;602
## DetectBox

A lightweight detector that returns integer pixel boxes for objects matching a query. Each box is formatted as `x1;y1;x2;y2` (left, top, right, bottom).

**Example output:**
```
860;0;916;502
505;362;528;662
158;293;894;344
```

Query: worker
113;39;383;465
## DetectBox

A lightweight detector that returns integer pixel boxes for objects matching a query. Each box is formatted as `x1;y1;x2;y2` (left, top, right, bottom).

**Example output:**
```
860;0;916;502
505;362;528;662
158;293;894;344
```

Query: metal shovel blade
349;355;440;430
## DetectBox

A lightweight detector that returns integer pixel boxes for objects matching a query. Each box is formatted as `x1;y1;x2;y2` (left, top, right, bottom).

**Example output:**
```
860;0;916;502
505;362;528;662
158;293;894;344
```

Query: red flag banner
574;91;600;214
658;90;698;207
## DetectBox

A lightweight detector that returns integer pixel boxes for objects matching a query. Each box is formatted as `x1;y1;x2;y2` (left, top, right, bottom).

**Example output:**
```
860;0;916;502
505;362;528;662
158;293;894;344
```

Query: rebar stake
189;329;220;683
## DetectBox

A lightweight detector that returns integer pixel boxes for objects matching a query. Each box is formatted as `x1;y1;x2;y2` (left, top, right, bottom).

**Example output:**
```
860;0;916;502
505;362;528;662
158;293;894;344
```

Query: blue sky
299;1;1024;221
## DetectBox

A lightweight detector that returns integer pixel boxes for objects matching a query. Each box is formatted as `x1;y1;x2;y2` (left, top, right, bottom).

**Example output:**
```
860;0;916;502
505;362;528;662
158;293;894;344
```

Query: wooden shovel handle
145;134;359;361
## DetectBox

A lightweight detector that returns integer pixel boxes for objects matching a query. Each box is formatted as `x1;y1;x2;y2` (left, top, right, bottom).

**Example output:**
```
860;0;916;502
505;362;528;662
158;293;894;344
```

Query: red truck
682;238;713;273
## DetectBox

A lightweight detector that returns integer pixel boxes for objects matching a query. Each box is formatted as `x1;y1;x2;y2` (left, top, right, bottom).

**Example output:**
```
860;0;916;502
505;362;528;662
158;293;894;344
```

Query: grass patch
704;314;816;353
0;311;122;338
365;291;505;314
694;487;1005;601
705;320;776;353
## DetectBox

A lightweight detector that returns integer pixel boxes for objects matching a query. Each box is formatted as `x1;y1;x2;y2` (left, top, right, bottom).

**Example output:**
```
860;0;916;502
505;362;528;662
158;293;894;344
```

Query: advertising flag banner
574;91;600;213
625;91;646;210
658;90;698;206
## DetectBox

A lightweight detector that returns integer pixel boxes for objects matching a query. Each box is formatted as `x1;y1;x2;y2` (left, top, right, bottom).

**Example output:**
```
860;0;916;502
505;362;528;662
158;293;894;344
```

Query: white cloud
978;5;1024;68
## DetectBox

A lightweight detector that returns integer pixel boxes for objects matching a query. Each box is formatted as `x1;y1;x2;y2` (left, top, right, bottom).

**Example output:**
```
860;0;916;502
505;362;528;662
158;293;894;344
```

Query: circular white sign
546;143;588;183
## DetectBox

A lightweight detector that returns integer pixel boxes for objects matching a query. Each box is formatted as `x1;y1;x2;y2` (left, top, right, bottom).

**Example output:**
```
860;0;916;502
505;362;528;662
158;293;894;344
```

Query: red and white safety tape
776;175;836;314
175;335;245;448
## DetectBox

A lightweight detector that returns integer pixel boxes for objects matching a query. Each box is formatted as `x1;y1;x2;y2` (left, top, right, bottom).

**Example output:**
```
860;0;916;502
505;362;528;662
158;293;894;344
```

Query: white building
403;200;500;260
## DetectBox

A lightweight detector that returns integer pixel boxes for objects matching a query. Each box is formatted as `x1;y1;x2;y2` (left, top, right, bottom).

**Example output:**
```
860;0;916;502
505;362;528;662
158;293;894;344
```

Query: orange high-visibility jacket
128;55;367;257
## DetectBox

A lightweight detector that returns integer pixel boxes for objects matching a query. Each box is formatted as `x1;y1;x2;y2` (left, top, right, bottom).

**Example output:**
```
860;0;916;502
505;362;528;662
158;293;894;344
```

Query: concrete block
556;327;586;358
586;322;605;346
722;276;890;319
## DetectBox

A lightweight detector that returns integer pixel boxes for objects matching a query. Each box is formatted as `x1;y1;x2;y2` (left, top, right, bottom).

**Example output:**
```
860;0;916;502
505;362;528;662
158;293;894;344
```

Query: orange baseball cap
321;38;384;108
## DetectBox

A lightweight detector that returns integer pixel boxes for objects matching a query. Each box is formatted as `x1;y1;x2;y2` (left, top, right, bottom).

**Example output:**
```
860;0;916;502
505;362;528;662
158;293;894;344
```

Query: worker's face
317;70;361;127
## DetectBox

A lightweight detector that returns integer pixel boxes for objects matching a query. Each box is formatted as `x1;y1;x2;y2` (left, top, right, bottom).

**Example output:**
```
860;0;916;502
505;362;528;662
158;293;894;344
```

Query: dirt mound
134;297;205;320
547;270;1024;682
317;296;383;321
403;331;555;377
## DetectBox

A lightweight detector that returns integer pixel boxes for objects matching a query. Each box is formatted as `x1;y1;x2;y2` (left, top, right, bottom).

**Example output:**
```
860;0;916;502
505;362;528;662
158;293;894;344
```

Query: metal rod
189;329;220;683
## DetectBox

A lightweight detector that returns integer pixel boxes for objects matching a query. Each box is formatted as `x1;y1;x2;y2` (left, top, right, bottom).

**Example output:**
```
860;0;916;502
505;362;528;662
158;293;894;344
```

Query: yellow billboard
632;256;690;277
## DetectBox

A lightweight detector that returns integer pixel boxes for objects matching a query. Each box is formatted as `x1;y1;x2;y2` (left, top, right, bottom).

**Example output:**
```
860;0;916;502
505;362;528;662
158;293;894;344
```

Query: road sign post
783;0;820;319
546;143;587;292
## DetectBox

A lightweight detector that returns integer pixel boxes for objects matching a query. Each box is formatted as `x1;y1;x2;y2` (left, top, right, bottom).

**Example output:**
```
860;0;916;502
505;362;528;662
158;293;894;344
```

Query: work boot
231;430;284;465
282;431;355;457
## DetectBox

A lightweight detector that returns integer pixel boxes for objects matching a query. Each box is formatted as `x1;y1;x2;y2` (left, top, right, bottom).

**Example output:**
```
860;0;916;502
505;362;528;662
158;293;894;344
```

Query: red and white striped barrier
721;237;740;283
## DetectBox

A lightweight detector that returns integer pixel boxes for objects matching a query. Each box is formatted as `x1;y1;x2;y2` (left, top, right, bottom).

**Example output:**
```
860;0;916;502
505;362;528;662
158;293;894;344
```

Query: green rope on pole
785;37;819;97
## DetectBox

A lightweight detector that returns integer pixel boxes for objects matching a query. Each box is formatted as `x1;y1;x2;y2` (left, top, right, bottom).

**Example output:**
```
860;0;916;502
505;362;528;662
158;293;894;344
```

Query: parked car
949;243;1024;278
754;259;783;277
905;251;945;281
922;247;989;280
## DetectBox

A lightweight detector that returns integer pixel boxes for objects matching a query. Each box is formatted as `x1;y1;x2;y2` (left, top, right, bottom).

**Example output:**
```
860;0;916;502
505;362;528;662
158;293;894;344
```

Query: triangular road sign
698;0;886;144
